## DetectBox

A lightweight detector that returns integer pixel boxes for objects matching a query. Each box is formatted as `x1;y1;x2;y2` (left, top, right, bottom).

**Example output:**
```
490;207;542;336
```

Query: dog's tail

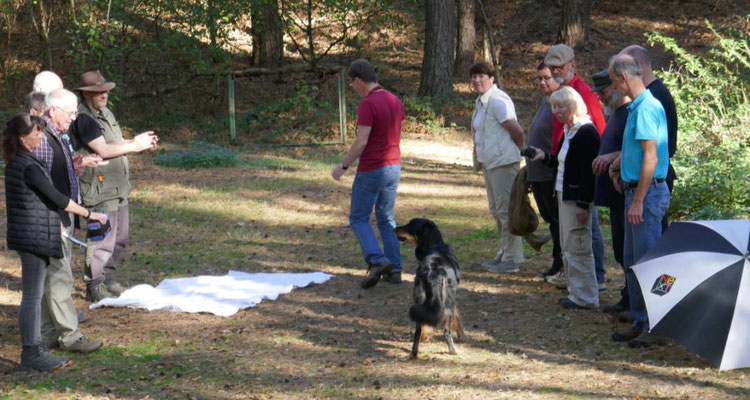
409;277;446;326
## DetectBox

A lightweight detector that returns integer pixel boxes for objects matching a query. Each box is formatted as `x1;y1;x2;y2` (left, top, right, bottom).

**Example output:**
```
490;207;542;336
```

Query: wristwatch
340;162;348;170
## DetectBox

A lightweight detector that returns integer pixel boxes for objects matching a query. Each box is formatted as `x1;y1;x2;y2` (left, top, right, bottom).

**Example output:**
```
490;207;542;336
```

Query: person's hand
134;131;158;151
89;212;108;224
526;146;544;162
73;155;85;176
82;154;107;167
609;168;622;194
331;164;346;181
575;206;588;225
628;199;644;225
592;155;609;176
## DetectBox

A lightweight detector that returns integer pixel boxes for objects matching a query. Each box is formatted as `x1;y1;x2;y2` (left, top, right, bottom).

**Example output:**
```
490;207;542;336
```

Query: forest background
0;0;749;399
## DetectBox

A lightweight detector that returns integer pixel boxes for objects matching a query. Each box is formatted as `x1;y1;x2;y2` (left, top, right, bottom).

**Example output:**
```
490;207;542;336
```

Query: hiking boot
20;345;67;372
628;332;669;348
361;261;393;289
386;271;402;284
105;282;127;296
602;300;629;314
524;232;551;251
86;284;117;302
59;336;103;353
618;310;634;323
77;309;88;324
486;261;520;274
612;325;643;342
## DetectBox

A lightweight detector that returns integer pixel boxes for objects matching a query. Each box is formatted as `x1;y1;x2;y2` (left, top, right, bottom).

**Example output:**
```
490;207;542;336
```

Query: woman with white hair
527;86;600;310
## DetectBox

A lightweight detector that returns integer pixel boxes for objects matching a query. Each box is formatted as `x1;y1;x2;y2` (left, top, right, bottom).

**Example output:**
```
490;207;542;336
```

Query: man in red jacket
544;44;608;291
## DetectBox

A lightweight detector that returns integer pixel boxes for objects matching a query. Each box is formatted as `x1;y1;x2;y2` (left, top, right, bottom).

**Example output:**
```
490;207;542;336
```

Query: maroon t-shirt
357;86;404;172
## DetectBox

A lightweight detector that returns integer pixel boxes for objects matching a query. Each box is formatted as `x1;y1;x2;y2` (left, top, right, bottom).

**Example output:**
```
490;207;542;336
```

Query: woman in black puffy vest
3;113;107;372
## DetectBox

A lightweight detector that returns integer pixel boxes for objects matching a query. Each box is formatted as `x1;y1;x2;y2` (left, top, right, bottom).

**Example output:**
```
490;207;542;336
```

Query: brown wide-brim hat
77;70;116;92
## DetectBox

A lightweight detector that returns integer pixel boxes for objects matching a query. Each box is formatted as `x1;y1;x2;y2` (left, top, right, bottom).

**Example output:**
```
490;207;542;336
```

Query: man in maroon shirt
331;58;405;288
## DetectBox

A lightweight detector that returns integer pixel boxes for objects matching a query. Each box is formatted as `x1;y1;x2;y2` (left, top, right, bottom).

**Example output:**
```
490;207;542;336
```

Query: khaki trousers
85;204;129;286
557;192;599;308
40;216;83;346
483;163;524;264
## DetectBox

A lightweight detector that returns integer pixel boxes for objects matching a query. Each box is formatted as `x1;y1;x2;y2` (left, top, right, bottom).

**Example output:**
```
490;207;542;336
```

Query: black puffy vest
5;151;63;258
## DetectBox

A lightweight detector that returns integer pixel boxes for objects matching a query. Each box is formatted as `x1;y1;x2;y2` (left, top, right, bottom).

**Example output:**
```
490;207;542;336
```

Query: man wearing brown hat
69;71;158;302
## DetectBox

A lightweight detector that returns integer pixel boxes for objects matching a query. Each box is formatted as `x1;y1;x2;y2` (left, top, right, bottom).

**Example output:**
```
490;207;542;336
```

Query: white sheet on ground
89;270;333;317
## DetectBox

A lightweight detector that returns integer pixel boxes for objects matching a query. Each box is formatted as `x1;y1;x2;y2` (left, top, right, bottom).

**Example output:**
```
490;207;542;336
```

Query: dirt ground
0;136;748;399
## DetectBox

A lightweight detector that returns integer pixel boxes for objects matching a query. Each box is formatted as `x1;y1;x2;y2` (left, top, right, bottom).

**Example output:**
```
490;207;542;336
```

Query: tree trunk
419;0;456;97
251;0;284;67
557;0;594;50
454;0;475;78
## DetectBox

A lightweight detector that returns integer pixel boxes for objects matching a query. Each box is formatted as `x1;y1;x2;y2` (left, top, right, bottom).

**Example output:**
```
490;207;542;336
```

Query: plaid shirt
34;115;79;202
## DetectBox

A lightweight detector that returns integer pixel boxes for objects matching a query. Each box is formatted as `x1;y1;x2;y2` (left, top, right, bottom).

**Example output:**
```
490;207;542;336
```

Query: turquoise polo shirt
621;89;669;183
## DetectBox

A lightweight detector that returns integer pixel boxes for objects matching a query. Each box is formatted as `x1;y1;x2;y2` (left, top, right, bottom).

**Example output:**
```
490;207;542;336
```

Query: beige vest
73;102;130;210
472;86;522;172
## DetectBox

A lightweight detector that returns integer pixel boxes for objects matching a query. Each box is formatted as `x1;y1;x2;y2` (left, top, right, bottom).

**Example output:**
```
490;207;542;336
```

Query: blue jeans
349;164;402;272
591;207;605;284
623;182;670;330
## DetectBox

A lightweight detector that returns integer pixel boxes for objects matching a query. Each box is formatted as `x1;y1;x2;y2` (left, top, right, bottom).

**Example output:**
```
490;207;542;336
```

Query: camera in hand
87;218;111;242
520;146;536;158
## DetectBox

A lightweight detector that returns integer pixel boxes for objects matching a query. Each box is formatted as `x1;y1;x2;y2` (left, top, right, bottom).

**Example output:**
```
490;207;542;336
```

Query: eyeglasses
55;107;77;118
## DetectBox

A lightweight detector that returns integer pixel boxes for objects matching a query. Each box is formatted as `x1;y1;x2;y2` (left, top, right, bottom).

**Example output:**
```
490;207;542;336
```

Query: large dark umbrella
632;220;750;370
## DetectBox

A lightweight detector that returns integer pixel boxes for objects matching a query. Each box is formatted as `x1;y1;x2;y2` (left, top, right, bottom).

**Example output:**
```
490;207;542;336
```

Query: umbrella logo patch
651;274;676;296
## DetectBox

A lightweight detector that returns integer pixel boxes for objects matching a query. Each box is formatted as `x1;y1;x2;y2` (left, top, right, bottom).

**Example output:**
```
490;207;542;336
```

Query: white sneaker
545;270;565;285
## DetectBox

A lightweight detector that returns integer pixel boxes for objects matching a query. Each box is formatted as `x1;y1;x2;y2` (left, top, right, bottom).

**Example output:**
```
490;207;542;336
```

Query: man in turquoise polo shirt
607;54;670;348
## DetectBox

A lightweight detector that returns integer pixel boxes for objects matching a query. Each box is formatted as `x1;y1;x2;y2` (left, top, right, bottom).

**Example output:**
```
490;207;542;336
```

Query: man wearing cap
621;44;678;233
544;43;607;291
608;54;670;348
590;69;632;315
69;71;158;302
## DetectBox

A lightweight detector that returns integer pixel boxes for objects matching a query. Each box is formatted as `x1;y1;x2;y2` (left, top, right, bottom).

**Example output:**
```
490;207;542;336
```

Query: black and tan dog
394;218;465;358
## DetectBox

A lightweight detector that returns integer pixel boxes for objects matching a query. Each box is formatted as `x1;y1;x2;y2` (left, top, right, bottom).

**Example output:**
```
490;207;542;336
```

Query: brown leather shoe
612;325;643;342
360;262;393;289
628;332;669;348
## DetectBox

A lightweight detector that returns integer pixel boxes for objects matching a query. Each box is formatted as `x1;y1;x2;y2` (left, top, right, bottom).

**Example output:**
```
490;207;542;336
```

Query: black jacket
5;151;65;258
542;123;600;209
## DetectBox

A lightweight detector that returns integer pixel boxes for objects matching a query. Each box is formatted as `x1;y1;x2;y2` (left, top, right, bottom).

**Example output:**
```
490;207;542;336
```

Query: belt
622;178;665;190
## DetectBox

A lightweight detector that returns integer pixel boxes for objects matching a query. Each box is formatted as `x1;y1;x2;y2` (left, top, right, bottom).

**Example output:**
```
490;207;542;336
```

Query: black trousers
530;180;563;272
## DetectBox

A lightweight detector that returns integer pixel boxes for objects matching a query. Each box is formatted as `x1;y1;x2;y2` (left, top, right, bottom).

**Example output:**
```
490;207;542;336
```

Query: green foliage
402;95;443;128
155;141;239;168
242;82;340;143
646;18;750;219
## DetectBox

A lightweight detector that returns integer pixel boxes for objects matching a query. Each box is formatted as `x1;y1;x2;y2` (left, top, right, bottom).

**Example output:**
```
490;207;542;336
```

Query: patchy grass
0;135;748;399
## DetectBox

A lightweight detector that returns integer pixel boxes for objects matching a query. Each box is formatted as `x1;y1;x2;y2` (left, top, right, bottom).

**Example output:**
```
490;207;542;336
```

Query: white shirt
473;85;516;163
